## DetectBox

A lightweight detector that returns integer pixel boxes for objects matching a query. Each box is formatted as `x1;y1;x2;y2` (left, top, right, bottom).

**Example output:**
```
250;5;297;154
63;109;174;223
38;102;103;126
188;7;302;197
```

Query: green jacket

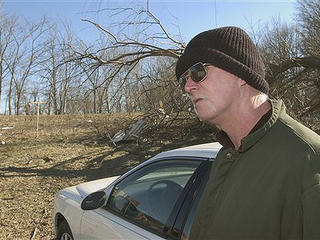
190;99;320;240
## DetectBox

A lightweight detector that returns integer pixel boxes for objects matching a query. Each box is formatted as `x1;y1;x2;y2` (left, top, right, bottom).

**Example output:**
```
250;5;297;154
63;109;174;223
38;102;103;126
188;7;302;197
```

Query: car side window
105;159;201;236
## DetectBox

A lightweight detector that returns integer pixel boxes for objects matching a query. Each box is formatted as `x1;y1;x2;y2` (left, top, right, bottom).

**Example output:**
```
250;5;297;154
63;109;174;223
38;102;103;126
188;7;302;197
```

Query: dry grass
0;113;215;239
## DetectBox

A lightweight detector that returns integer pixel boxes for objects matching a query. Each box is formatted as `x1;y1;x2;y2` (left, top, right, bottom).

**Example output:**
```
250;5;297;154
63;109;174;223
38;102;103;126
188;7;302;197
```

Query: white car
53;142;222;240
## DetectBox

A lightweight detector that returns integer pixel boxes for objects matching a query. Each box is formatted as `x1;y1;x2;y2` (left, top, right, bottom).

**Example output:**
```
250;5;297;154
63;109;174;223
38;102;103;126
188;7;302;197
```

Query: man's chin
197;114;214;122
196;111;218;124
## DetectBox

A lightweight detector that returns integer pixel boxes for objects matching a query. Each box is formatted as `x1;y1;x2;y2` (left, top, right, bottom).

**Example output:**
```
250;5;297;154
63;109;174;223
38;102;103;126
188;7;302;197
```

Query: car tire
57;220;74;240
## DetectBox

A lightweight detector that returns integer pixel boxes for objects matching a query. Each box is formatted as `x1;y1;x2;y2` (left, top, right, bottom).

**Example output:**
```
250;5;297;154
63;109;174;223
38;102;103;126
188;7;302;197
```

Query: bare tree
295;0;320;116
0;15;17;114
5;18;48;115
39;22;82;115
61;3;187;116
258;0;320;119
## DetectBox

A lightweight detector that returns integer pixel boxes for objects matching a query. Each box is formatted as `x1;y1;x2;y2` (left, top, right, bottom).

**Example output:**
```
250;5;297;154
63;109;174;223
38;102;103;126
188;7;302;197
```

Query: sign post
29;102;46;138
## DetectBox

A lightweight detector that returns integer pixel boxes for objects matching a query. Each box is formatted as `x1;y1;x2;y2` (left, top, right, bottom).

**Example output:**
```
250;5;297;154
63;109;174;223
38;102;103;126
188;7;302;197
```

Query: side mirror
81;191;106;210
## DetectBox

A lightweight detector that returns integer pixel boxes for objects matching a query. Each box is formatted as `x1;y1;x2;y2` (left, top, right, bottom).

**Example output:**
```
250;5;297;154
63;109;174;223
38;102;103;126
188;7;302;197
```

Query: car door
80;158;208;240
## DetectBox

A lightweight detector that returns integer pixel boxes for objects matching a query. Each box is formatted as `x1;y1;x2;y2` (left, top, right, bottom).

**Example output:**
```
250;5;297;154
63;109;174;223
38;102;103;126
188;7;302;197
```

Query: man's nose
185;77;198;93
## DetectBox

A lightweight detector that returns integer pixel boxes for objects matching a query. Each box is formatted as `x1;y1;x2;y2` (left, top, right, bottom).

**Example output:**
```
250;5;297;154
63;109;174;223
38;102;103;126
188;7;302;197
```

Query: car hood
59;176;119;201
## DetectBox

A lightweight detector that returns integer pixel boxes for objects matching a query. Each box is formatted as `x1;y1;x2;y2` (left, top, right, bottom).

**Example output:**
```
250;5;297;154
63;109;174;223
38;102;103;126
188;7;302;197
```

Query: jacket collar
216;99;285;152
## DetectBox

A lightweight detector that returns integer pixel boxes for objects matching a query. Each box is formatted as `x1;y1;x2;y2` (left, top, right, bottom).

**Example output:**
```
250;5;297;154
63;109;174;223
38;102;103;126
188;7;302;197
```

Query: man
175;26;320;240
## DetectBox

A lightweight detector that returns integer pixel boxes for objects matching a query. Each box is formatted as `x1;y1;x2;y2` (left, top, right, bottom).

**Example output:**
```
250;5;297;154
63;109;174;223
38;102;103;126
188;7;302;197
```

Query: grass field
0;113;214;239
2;112;317;239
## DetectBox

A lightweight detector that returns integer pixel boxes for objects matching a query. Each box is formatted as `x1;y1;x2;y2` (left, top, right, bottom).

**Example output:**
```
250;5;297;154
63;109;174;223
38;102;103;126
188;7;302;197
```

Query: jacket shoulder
276;112;320;155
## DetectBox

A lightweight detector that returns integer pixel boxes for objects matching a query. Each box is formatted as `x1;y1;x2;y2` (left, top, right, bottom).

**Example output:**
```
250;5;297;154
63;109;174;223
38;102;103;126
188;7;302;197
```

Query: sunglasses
178;62;211;91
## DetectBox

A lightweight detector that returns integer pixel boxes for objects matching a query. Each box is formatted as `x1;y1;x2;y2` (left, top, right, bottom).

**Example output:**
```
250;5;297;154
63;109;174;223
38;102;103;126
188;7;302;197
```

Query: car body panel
54;193;83;239
75;176;119;198
81;208;164;240
53;176;119;239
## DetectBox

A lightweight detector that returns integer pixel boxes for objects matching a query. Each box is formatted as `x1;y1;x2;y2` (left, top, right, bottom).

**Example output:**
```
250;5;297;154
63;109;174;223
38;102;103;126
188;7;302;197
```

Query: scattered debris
158;108;166;115
72;122;81;128
1;126;13;130
30;209;46;240
43;157;52;163
30;227;38;240
72;122;81;132
111;119;146;144
110;130;126;143
2;197;14;201
126;119;145;139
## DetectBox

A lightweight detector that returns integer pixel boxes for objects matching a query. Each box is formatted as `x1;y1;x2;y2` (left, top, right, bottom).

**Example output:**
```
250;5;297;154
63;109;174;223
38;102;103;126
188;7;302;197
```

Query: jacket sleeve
302;151;320;239
302;183;320;239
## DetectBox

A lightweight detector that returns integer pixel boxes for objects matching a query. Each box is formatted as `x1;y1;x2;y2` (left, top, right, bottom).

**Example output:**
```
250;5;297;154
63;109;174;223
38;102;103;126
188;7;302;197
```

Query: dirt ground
0;113;214;239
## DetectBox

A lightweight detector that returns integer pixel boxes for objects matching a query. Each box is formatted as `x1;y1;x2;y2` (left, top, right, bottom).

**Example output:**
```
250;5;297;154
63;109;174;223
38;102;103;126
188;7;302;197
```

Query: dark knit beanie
176;26;269;94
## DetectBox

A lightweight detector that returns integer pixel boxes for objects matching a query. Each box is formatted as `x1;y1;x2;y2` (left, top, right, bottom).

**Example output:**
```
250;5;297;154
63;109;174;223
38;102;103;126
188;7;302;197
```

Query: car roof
113;142;223;184
153;142;222;159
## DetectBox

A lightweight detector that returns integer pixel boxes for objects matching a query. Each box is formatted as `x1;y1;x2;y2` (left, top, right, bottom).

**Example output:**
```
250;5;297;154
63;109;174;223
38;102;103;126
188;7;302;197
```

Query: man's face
184;65;243;123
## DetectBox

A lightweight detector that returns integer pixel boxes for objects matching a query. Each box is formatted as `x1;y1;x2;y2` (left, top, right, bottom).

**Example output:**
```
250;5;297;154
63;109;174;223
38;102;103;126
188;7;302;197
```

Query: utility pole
29;101;46;138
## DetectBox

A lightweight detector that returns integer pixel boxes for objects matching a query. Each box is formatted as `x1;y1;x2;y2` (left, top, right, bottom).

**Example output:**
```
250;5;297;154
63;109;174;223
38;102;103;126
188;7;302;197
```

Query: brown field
0;113;214;239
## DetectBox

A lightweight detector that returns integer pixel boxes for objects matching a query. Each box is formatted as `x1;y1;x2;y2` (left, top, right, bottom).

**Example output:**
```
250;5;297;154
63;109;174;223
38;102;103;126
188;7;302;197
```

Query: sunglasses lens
178;63;208;91
190;63;207;82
